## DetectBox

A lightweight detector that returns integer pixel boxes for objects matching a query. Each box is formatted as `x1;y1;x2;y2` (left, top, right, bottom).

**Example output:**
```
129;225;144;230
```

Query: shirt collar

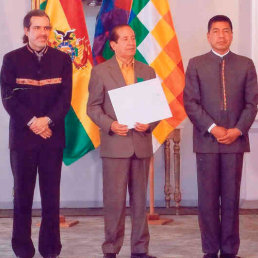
212;49;230;58
27;44;48;56
116;57;135;69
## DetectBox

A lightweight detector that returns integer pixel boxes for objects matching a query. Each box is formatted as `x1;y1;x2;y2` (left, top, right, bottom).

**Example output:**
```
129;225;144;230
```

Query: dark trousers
102;156;150;254
10;148;63;258
196;153;243;255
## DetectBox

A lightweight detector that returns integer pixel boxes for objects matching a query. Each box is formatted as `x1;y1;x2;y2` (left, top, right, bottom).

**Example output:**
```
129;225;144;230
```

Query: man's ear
110;41;116;51
24;27;29;37
207;32;210;44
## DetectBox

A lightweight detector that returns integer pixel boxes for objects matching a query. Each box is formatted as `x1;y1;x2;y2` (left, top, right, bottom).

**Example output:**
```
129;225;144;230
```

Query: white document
108;77;172;129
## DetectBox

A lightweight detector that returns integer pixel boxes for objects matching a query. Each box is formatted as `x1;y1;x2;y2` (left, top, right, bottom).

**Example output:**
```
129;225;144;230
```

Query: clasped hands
111;121;149;136
210;126;241;144
29;117;52;139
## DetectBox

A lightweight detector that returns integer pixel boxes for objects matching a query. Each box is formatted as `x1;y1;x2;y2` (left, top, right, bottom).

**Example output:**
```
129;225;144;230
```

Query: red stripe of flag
59;0;93;64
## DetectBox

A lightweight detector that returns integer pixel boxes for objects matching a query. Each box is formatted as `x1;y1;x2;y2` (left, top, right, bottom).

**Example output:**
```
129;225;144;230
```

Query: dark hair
208;15;233;32
23;9;50;43
109;24;133;51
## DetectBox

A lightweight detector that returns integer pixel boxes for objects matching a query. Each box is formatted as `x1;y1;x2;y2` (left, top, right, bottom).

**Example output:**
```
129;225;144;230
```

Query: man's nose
218;31;224;37
128;39;135;45
39;28;48;34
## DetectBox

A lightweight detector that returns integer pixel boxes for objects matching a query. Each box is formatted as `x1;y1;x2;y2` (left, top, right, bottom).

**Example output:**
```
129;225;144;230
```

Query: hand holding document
108;77;172;129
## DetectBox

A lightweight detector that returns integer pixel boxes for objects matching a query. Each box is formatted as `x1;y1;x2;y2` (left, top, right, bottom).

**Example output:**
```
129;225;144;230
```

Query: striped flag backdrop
32;0;100;165
93;0;186;151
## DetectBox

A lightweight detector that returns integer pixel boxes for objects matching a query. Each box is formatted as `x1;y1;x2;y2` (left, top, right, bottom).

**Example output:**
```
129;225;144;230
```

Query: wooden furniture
164;128;182;214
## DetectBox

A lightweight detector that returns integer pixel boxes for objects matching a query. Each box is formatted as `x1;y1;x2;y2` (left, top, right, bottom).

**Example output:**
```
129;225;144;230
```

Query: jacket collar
209;50;232;61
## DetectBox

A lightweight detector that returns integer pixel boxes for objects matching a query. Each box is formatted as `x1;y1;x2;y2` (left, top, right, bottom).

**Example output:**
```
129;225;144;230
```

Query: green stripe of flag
130;16;149;47
131;0;149;16
103;40;114;60
134;49;148;64
63;107;95;165
40;1;47;10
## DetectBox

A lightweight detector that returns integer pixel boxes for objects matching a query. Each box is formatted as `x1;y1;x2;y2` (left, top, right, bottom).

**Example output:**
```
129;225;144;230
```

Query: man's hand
111;121;128;136
217;128;241;145
134;122;150;132
30;117;49;135
210;126;227;139
39;127;52;139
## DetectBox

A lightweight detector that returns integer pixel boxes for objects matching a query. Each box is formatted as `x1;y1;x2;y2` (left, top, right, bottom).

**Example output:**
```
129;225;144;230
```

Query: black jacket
1;45;72;150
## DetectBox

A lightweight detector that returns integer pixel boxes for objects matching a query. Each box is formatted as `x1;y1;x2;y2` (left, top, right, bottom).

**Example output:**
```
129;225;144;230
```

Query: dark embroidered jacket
1;45;72;150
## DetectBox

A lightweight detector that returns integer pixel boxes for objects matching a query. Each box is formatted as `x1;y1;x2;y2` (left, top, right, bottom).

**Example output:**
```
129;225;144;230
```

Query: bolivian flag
33;0;100;165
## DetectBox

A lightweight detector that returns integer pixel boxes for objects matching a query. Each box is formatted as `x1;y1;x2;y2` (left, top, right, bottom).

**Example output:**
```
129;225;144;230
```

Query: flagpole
148;156;156;215
148;156;173;225
31;0;40;9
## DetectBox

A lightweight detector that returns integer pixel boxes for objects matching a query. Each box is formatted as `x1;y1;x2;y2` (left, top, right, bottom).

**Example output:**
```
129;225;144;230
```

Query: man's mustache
36;36;48;40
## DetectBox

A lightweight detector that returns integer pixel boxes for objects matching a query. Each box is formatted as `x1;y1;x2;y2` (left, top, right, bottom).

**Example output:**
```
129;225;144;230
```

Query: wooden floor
0;211;258;257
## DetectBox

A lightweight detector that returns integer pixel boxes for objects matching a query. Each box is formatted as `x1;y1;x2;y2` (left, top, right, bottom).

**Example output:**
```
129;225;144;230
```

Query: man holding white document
87;24;157;258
